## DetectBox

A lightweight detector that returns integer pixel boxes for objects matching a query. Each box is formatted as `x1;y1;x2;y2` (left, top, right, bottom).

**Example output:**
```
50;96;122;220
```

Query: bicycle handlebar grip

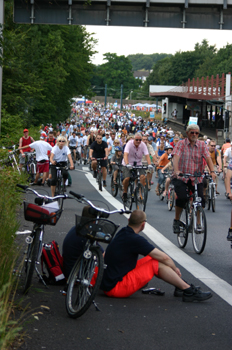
123;210;132;214
69;191;84;199
16;184;28;190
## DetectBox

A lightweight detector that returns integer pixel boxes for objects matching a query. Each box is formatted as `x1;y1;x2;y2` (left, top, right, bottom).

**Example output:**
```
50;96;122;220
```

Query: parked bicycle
1;145;21;173
64;191;131;318
123;165;148;212
176;172;207;254
16;184;68;294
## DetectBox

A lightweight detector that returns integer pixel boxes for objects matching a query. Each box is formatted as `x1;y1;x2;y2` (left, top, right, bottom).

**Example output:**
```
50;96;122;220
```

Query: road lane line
85;172;232;306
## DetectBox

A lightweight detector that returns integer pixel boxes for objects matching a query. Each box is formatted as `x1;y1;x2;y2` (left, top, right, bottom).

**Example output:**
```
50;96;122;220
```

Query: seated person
62;206;104;278
100;210;212;302
110;146;123;184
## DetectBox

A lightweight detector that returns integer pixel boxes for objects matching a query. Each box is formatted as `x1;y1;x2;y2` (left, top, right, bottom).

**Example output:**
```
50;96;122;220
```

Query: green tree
127;53;172;71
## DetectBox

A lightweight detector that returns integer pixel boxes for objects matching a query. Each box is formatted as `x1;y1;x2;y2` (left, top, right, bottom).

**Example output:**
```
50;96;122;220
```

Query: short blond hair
57;135;67;144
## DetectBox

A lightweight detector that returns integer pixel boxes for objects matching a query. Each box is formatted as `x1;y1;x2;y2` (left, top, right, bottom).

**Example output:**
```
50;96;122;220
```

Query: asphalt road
16;165;232;350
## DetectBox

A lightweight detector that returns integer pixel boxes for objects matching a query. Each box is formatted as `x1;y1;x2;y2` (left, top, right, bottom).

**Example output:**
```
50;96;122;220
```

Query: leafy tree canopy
127;53;172;71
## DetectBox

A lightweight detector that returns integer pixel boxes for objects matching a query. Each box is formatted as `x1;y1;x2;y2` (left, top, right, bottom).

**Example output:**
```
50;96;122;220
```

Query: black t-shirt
90;140;108;158
100;226;155;292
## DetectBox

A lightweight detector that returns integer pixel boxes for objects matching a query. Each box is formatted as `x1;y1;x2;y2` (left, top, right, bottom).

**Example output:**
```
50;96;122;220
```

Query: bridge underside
14;0;232;29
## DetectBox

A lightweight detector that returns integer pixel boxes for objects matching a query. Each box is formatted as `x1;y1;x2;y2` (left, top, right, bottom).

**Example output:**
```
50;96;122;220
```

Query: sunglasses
190;131;199;135
135;139;142;142
59;140;65;143
210;145;216;147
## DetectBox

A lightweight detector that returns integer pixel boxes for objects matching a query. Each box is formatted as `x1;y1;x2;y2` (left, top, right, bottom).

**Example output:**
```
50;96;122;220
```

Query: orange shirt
157;152;169;169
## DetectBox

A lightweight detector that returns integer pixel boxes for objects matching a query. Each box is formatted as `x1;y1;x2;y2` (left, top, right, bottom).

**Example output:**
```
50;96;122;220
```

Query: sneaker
182;284;212;302
227;228;232;241
122;193;127;202
103;180;107;187
174;282;200;297
93;171;97;179
173;219;181;234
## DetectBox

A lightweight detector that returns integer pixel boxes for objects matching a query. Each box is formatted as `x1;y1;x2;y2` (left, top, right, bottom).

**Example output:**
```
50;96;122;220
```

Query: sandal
155;189;159;195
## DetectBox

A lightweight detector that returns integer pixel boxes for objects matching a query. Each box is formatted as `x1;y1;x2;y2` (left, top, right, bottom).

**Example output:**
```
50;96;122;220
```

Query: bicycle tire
65;247;104;318
143;179;149;211
30;163;36;182
211;185;215;212
21;228;40;294
56;178;63;207
168;188;175;211
117;173;123;198
123;183;133;210
207;186;211;210
159;184;164;201
135;183;145;211
192;206;207;254
98;171;102;191
177;207;189;249
111;175;118;197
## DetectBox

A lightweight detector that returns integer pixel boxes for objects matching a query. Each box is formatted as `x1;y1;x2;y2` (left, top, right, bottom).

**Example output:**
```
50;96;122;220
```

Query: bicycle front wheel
168;188;175;211
211;185;215;212
111;175;118;197
30;163;36;182
20;228;40;294
192;206;207;254
135;183;145;211
123;183;133;210
65;247;104;318
177;207;189;249
98;171;102;191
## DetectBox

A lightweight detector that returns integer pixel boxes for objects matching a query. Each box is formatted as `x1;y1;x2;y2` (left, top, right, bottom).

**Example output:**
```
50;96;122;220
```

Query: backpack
41;240;66;285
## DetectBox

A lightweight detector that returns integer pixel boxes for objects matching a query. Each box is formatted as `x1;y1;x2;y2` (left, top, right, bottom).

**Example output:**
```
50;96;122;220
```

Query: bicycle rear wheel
65;247;103;318
117;174;123;198
98;171;102;191
20;228;40;294
111;175;118;197
192;206;207;254
123;183;133;210
158;184;164;200
167;188;175;211
211;185;215;212
177;207;189;249
135;183;145;211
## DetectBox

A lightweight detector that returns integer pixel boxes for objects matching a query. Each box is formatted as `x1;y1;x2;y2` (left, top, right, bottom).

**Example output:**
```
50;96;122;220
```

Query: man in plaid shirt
172;124;216;234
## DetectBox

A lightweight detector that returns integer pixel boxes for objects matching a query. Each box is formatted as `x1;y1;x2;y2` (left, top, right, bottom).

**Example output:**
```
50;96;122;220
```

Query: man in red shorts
18;135;52;185
100;210;212;302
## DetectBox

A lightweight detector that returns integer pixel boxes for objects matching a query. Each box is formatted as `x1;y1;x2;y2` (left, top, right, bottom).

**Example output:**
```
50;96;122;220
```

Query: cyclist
89;134;108;187
122;133;153;201
207;139;222;194
18;129;35;170
142;134;157;190
161;153;173;197
225;158;232;240
50;136;74;197
110;146;123;184
46;131;57;147
68;131;78;162
155;145;173;195
172;124;216;234
100;210;212;302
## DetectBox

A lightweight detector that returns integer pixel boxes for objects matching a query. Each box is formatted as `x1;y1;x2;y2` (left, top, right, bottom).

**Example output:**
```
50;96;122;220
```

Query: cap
115;146;122;152
23;129;29;133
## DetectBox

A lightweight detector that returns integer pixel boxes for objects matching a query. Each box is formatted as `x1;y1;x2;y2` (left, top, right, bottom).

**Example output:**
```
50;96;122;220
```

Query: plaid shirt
173;138;210;183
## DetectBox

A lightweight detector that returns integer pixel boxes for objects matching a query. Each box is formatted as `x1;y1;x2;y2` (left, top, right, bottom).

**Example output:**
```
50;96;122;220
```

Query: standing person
100;210;212;302
18;135;52;185
122;133;153;201
18;129;35;170
172;124;216;234
208;140;222;194
89;134;108;187
50;136;74;197
46;131;57;147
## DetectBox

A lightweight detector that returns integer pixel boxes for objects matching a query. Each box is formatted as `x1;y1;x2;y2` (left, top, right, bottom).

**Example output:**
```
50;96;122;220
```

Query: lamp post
0;0;4;136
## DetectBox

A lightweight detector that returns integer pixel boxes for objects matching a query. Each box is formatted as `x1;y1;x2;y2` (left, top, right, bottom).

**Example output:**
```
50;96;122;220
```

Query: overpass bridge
13;0;232;29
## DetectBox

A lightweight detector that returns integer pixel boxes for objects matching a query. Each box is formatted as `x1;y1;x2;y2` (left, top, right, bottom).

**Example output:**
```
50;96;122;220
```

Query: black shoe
182;284;212;302
174;282;200;297
122;193;127;202
173;219;181;234
227;228;232;241
93;171;97;179
103;180;107;187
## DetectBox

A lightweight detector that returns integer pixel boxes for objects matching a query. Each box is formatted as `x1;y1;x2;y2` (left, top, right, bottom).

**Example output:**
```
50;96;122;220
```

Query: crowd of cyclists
17;101;232;242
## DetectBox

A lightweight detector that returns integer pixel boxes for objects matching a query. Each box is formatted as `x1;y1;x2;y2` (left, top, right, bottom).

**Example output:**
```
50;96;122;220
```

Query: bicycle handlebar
178;172;203;178
69;190;131;216
16;184;69;201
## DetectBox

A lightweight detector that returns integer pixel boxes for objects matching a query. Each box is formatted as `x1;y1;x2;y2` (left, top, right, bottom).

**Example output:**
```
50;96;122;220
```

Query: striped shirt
173;138;210;183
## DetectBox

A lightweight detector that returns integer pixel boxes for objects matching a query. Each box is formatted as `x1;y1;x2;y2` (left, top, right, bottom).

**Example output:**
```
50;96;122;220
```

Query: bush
0;167;24;349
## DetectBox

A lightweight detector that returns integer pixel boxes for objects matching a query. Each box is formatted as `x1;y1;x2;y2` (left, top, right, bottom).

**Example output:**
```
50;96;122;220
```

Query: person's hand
161;169;164;174
175;267;182;277
51;161;56;165
126;164;132;170
70;165;74;170
211;172;216;181
148;165;153;170
22;153;25;158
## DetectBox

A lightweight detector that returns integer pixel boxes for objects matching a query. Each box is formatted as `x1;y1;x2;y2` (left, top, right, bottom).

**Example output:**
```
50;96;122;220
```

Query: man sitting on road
100;210;212;302
89;134;108;187
122;133;153;201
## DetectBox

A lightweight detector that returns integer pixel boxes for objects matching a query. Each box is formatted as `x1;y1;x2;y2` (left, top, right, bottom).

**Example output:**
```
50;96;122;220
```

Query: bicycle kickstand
92;299;101;311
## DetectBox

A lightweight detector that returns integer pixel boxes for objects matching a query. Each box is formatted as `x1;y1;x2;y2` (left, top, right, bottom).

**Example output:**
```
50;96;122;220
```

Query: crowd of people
17;101;232;303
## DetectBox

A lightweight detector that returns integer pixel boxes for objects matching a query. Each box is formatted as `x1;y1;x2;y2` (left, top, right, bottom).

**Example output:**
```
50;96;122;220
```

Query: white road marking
85;172;232;306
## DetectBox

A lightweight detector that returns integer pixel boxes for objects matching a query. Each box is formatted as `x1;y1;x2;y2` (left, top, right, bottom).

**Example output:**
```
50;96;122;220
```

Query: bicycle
110;163;123;198
64;191;131;318
204;171;220;212
16;184;68;294
53;165;69;206
93;158;105;191
176;172;207;254
157;171;169;201
123;165;148;212
1;145;21;173
25;152;37;182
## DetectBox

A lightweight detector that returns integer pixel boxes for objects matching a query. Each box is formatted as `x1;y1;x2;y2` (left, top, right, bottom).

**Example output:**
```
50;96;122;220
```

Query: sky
86;26;232;65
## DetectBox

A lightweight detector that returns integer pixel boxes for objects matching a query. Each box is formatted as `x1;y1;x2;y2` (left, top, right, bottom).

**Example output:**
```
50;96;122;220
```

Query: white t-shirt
29;141;52;162
82;135;88;146
68;135;78;147
224;147;232;163
51;145;70;162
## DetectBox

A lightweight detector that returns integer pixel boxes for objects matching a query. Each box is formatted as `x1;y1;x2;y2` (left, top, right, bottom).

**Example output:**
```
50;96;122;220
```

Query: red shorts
104;256;159;298
37;160;49;174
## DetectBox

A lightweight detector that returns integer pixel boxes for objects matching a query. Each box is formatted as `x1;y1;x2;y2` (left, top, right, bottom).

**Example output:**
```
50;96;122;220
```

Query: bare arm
205;156;216;181
149;248;181;277
225;169;232;196
124;152;129;165
67;153;74;169
173;154;180;174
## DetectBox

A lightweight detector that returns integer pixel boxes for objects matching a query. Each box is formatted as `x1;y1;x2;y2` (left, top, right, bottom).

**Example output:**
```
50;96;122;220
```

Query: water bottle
95;231;111;241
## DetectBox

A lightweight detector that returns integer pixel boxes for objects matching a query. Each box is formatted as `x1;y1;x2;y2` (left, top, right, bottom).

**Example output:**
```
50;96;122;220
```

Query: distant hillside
127;53;172;71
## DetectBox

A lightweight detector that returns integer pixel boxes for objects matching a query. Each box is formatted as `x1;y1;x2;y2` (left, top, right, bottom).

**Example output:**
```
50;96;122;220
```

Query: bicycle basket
24;202;62;226
75;215;119;243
